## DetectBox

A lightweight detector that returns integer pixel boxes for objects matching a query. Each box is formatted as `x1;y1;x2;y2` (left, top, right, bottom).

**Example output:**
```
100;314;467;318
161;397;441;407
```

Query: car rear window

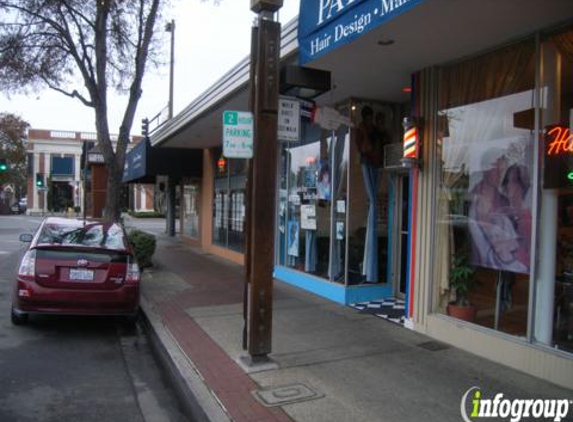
37;221;128;250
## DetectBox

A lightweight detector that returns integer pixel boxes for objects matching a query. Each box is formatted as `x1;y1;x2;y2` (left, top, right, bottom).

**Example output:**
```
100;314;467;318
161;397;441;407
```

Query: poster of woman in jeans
468;142;532;274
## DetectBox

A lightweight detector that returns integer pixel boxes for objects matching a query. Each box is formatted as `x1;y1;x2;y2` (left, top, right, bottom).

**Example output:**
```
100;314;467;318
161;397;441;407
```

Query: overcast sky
1;0;300;135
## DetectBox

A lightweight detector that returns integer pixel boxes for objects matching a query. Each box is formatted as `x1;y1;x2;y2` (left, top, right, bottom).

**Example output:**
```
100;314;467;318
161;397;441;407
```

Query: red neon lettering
547;126;573;155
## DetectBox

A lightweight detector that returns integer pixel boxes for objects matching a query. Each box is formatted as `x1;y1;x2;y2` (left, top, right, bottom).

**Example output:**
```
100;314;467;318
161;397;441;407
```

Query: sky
0;0;300;135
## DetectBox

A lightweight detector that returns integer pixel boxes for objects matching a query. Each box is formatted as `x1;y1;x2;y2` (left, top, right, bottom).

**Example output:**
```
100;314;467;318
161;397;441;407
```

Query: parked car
19;197;27;212
11;217;140;325
10;197;26;214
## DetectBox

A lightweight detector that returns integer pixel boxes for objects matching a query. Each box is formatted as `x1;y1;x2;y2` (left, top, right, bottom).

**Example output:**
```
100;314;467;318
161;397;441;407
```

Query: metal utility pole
245;0;282;363
165;19;175;119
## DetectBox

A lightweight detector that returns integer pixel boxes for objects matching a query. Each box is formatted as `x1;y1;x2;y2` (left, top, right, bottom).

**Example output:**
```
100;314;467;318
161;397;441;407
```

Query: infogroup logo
461;387;572;422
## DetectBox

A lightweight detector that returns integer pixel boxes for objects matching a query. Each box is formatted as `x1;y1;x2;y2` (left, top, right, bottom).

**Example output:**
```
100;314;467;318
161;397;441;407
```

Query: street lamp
165;19;175;119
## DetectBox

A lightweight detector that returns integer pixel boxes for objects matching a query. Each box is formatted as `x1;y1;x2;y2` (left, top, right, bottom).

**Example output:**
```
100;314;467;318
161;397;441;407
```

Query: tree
0;112;28;201
0;0;165;221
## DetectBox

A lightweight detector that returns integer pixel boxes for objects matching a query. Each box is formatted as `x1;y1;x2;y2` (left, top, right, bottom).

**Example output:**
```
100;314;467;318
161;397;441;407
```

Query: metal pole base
236;354;278;374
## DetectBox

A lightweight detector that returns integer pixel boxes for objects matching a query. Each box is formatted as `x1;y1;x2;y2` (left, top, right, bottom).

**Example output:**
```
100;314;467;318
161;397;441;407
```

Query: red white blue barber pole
402;117;419;168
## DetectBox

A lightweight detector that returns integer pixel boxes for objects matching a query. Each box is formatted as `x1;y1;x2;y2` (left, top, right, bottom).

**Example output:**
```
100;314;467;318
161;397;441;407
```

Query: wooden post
246;10;281;361
243;24;258;351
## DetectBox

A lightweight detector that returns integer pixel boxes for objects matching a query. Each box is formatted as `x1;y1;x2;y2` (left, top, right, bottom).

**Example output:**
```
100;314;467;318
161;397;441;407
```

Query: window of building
277;118;349;282
212;153;247;252
347;103;397;285
183;180;200;239
51;155;74;176
535;27;573;353
435;39;536;336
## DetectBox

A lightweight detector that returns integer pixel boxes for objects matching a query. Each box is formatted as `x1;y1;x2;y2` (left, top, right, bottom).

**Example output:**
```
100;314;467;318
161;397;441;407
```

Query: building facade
150;1;573;388
26;129;85;215
27;129;153;216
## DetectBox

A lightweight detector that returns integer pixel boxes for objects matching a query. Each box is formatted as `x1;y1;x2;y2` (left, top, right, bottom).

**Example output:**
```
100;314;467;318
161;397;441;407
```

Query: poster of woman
468;139;532;274
317;159;331;200
287;220;299;257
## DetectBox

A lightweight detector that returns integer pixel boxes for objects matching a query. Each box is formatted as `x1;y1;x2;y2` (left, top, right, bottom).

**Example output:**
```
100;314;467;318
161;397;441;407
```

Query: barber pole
403;118;418;159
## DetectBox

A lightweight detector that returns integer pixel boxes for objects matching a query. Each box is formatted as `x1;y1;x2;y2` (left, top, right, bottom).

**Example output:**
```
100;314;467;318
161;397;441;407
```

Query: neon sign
546;125;573;155
544;125;573;189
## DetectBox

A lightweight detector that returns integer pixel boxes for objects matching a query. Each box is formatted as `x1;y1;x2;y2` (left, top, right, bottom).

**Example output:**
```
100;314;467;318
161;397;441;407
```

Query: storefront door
392;173;410;298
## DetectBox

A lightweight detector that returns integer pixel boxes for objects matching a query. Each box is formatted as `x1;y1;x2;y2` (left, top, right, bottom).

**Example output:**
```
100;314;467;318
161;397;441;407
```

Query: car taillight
18;249;36;277
126;258;140;284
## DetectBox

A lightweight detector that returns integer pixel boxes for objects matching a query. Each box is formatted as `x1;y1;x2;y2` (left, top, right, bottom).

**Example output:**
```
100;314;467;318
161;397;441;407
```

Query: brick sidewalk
146;240;292;422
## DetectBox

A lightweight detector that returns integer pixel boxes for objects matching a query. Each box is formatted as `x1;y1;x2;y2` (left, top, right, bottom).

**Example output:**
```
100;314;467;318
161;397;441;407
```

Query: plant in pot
447;252;478;322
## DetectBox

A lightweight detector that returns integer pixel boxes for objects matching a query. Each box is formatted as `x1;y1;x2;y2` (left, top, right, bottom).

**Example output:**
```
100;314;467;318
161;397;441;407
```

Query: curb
140;296;232;422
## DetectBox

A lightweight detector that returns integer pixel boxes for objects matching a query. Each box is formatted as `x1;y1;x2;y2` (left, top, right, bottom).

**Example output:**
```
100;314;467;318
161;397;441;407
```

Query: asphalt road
0;215;191;422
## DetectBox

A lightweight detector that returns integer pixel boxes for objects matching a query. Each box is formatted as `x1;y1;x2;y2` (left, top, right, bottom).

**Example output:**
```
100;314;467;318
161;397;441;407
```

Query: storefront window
435;39;536;336
535;27;573;353
183;180;200;238
347;103;396;285
212;153;247;252
277;119;349;281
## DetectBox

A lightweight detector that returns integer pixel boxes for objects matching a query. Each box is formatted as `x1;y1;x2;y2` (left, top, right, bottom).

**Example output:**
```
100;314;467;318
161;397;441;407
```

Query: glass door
392;173;410;298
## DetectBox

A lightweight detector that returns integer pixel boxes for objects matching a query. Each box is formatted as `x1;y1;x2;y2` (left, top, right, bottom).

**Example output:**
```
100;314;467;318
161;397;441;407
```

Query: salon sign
298;0;427;64
544;125;573;189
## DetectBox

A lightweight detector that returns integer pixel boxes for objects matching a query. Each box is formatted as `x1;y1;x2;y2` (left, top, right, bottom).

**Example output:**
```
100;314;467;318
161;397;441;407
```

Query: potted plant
446;252;478;322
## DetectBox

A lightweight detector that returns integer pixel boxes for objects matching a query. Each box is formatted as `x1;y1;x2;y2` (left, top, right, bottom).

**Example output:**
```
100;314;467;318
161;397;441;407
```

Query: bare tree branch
0;0;170;220
40;76;94;107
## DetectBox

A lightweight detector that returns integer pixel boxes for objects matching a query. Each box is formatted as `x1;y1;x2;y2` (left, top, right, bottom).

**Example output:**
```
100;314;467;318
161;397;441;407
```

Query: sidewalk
138;232;572;422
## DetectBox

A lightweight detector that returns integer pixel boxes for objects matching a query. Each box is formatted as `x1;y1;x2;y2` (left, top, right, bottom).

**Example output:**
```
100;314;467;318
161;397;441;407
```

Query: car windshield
37;221;127;250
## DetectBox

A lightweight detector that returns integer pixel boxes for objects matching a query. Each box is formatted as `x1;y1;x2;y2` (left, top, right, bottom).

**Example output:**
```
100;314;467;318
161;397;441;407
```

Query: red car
11;217;140;325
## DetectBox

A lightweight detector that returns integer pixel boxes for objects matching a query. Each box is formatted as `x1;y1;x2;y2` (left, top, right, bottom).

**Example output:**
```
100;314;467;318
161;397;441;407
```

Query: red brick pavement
150;243;293;422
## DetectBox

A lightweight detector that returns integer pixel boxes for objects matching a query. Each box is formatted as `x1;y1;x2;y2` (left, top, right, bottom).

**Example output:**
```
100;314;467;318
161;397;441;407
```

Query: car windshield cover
37;222;127;250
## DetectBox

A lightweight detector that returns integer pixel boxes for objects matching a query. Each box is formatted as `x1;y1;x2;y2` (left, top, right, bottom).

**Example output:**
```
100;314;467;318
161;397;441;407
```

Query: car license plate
69;268;94;281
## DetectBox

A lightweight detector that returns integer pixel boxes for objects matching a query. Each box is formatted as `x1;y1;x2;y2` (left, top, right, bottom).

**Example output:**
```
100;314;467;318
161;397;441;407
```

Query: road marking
0;251;11;255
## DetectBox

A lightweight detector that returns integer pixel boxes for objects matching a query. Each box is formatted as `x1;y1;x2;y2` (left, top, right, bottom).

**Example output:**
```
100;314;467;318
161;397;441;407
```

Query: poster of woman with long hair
468;138;532;274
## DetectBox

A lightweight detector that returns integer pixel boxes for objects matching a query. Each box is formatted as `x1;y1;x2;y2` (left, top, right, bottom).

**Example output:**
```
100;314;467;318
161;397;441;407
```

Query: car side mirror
19;233;33;243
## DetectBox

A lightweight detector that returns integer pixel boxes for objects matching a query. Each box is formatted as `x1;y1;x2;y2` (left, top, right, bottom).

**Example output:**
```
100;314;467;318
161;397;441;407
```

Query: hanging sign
312;106;352;130
278;97;301;142
223;111;254;158
298;0;427;65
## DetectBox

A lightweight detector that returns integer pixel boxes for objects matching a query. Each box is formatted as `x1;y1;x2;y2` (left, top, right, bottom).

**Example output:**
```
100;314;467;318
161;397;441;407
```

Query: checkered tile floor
350;298;406;325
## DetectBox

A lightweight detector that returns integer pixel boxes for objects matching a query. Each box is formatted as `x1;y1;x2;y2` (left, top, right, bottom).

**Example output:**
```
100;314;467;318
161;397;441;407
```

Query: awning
123;139;203;183
298;0;427;65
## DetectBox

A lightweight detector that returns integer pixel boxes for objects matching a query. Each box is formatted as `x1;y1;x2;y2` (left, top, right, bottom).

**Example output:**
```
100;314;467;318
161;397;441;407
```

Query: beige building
26;129;153;216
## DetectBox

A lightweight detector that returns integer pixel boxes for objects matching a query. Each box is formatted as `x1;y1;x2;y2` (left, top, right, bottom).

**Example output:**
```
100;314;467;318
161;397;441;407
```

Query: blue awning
298;0;427;65
123;139;203;183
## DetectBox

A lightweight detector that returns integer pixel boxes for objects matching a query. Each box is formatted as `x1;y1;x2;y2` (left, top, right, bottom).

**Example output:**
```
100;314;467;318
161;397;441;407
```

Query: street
0;215;191;422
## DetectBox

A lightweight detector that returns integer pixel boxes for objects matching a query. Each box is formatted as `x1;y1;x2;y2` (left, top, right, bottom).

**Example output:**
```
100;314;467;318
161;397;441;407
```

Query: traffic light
0;158;7;172
141;118;149;137
35;173;44;188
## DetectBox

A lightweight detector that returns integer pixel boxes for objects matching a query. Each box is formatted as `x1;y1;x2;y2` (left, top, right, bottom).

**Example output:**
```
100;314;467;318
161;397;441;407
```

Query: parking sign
223;111;254;158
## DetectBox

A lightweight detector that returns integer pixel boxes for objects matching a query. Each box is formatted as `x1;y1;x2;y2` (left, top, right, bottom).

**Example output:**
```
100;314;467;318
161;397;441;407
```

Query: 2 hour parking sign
223;111;254;158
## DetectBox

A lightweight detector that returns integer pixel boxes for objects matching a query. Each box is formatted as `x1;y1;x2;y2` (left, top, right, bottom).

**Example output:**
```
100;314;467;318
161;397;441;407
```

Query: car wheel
11;308;28;325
